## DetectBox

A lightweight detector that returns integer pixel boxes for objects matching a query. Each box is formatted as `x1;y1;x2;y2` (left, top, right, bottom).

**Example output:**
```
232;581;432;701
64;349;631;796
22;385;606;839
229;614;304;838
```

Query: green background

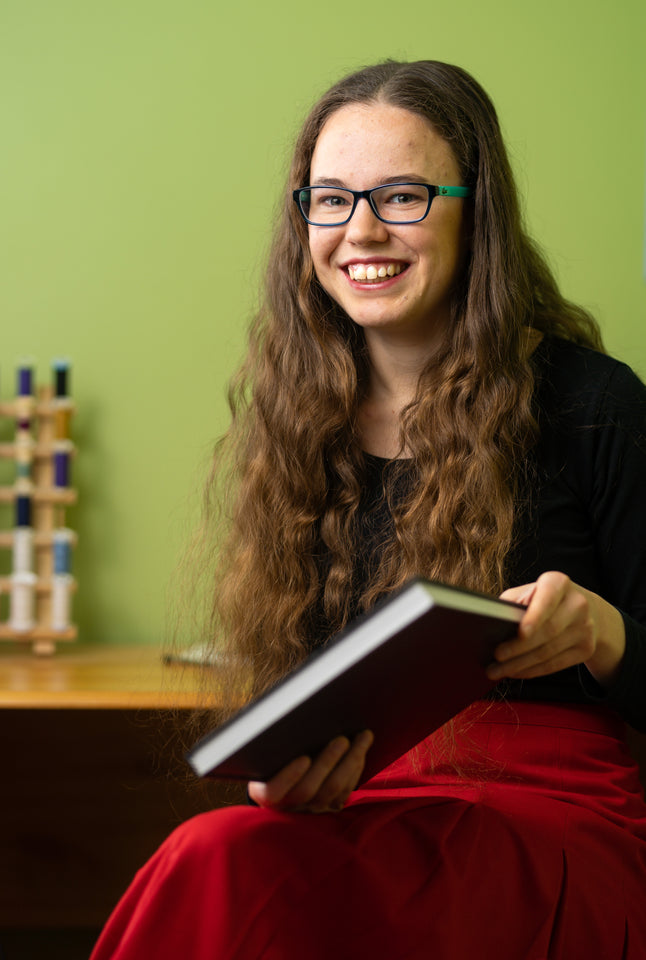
1;0;644;646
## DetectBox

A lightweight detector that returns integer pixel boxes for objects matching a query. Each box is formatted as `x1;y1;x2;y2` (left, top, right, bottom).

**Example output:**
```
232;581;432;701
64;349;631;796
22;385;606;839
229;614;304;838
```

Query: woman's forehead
310;103;461;187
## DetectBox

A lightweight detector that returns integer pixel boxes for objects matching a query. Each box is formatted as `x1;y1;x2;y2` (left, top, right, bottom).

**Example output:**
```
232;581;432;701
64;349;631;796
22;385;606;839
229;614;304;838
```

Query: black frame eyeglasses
292;182;473;226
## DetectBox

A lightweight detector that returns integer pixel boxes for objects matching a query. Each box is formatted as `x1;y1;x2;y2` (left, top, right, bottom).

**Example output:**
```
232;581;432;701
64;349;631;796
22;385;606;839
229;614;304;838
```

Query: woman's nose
344;198;390;243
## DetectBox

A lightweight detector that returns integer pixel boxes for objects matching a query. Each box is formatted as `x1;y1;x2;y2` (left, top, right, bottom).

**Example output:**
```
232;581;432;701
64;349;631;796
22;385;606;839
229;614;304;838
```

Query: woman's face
307;102;472;344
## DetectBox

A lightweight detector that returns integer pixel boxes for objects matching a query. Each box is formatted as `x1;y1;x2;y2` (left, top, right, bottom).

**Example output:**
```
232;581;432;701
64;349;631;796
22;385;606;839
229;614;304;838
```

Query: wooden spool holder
0;384;78;655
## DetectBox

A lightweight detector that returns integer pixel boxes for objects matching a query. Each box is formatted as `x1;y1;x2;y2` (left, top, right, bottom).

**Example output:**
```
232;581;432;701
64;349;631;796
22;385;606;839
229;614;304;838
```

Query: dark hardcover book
186;578;524;784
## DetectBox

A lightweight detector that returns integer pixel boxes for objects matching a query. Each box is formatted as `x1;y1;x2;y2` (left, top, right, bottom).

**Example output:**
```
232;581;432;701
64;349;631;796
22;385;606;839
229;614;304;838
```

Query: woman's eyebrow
309;177;348;187
378;174;428;184
309;174;428;187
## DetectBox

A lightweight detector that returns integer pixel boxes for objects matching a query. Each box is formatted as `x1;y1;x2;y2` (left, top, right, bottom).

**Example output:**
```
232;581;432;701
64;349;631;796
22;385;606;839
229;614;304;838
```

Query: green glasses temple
436;186;473;197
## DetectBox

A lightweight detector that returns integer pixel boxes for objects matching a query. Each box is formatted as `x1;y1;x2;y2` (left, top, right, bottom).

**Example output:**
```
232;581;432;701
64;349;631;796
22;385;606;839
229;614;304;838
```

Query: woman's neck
358;333;436;459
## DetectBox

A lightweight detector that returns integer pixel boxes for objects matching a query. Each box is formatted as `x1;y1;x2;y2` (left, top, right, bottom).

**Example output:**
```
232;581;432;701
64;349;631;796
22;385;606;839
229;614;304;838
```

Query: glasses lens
298;187;355;225
371;184;431;222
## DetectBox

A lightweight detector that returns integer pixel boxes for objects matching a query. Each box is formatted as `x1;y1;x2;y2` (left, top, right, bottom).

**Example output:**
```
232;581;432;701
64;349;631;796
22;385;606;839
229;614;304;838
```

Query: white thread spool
51;574;74;631
9;572;37;632
12;527;34;574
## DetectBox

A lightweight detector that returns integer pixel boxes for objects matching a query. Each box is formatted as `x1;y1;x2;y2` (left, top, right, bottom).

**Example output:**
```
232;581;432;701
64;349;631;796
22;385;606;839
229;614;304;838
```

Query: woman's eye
320;193;349;207
388;191;419;205
376;183;429;206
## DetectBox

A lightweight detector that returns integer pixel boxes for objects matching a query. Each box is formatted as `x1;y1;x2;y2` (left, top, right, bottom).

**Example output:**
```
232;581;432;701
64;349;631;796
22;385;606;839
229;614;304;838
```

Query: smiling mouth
346;262;406;283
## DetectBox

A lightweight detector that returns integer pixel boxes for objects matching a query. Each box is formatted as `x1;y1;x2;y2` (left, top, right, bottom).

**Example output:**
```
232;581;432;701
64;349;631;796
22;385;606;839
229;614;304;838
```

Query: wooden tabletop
0;643;222;709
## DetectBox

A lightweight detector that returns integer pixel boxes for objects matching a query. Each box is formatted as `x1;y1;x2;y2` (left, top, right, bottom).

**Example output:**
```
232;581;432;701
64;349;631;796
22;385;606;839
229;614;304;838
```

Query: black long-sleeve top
346;338;646;731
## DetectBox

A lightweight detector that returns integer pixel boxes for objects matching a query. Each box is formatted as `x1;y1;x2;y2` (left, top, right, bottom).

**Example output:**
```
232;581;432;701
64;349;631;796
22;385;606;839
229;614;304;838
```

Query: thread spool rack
0;362;77;655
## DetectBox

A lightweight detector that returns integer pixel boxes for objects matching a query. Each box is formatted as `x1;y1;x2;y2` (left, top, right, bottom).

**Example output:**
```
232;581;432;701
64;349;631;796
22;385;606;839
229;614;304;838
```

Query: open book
186;578;524;784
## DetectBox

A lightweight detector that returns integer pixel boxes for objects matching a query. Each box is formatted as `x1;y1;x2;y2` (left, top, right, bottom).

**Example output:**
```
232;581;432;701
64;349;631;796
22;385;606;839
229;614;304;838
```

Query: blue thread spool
15;361;36;422
17;364;33;397
15;494;32;528
53;529;73;574
53;441;72;487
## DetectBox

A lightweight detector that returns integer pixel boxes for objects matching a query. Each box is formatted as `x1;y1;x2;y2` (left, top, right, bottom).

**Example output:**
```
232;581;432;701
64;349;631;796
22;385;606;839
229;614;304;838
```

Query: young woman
91;60;646;959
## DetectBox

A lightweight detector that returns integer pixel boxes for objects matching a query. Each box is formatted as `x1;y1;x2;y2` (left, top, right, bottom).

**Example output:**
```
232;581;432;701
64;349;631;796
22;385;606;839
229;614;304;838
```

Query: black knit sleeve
574;360;646;729
507;342;646;730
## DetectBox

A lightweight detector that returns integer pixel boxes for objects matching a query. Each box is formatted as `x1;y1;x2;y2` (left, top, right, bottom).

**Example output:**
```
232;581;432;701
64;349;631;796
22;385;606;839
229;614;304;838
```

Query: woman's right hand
247;729;374;814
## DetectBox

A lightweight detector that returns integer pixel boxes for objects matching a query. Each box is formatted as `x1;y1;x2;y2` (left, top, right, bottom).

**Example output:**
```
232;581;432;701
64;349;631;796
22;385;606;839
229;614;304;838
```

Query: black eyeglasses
292;182;473;226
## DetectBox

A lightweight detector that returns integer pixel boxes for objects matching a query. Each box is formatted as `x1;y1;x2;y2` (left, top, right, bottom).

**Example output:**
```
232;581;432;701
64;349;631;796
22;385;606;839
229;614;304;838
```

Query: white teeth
347;263;402;282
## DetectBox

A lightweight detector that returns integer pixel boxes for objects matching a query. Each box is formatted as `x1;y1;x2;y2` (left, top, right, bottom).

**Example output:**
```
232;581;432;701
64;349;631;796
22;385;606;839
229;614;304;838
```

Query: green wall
1;0;644;645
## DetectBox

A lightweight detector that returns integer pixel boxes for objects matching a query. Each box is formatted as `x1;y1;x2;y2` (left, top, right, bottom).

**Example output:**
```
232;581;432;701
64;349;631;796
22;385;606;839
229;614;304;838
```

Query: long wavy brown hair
179;60;603;714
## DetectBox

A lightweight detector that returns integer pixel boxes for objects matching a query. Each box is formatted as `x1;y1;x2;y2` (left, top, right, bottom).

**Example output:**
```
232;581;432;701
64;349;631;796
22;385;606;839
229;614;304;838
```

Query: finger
499;583;536;606
493;573;570;663
248;754;312;807
516;571;571;639
278;736;353;808
308;730;374;811
489;633;590;680
488;599;595;680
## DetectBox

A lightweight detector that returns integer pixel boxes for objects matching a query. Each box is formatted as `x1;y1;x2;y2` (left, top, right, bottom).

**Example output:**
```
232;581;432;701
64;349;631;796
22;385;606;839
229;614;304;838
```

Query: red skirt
90;701;646;960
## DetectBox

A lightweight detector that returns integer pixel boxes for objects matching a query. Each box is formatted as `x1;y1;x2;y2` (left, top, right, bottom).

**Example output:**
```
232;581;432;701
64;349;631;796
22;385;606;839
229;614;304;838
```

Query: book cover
186;578;524;784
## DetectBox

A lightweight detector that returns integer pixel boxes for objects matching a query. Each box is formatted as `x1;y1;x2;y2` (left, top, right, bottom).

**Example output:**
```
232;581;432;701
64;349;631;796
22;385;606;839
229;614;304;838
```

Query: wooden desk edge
0;690;219;709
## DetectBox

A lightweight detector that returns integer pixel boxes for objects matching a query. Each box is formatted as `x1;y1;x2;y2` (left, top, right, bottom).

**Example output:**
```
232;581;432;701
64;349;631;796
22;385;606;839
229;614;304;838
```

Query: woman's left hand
487;571;626;688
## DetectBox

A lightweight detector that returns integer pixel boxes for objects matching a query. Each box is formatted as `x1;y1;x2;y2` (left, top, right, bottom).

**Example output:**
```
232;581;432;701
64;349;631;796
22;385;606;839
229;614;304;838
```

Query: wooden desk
2;645;644;936
0;645;244;930
0;642;217;708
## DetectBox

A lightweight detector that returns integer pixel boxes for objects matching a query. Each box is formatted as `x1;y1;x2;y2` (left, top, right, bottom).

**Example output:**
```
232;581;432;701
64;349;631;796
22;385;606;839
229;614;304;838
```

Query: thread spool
52;358;71;399
51;574;73;631
53;441;73;487
15;492;32;528
53;528;74;574
9;572;37;632
12;527;34;574
17;364;33;397
53;401;72;440
51;359;73;440
14;483;34;574
15;437;34;480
